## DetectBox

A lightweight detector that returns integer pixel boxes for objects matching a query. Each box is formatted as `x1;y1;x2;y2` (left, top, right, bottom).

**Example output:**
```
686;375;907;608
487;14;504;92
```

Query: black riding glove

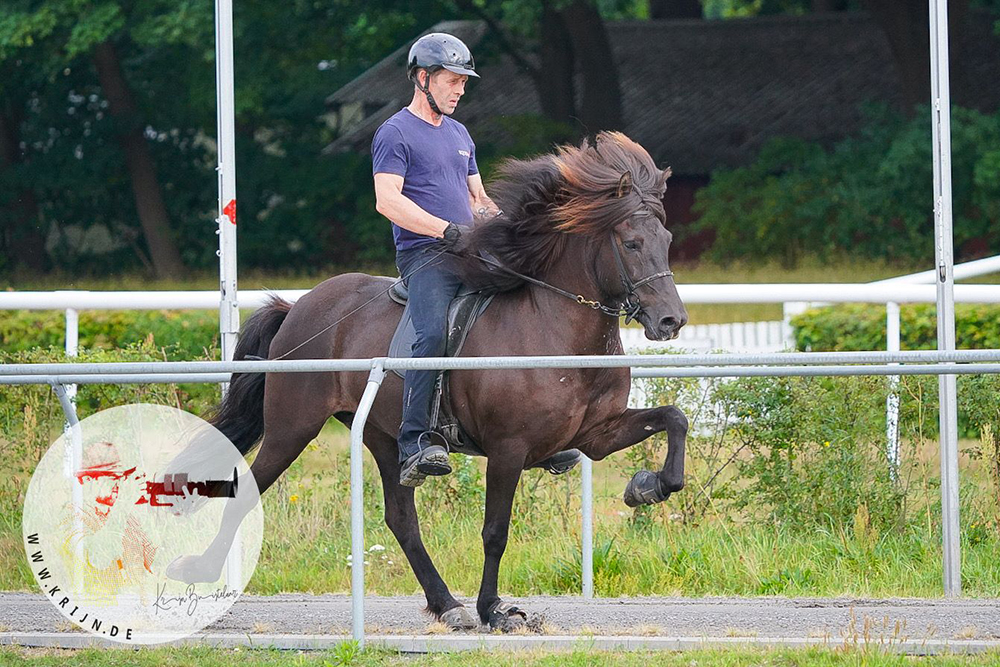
441;222;476;256
442;223;463;246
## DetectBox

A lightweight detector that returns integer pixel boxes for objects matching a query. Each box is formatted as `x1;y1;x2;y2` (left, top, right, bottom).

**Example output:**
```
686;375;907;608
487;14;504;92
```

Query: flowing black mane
446;131;671;292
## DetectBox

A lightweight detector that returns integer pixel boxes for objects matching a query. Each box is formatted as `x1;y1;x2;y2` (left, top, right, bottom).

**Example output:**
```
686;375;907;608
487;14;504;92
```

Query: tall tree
561;1;624;131
456;0;626;133
649;0;704;19
0;0;194;277
0;102;48;272
811;0;848;10
92;39;183;278
862;0;970;114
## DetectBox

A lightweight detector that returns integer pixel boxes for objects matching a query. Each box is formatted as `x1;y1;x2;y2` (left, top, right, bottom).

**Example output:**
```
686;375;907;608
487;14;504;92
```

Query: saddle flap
387;291;494;378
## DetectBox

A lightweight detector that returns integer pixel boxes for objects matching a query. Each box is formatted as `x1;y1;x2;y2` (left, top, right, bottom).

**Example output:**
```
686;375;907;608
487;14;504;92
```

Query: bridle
472;230;674;324
608;231;675;324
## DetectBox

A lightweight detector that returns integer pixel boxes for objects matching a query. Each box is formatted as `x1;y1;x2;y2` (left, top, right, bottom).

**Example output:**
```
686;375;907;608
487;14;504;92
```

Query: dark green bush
692;105;1000;265
791;303;1000;352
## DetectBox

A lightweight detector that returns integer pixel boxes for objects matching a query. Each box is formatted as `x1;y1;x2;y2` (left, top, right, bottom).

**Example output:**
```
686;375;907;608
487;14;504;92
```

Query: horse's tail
211;295;293;455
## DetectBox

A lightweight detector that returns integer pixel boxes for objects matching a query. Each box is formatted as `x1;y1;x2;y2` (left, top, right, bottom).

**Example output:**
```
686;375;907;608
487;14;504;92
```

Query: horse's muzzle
645;314;685;341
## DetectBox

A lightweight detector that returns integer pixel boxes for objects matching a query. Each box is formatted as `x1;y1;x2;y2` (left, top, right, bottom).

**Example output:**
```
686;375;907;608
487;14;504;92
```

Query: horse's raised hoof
486;600;528;633
165;554;222;584
623;470;668;507
440;606;479;631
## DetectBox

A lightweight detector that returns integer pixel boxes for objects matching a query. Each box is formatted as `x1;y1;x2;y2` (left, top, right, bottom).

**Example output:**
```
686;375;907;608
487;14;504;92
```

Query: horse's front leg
476;451;528;630
580;405;687;506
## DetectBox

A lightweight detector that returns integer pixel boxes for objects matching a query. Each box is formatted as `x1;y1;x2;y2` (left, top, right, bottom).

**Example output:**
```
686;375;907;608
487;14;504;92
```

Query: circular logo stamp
22;403;263;644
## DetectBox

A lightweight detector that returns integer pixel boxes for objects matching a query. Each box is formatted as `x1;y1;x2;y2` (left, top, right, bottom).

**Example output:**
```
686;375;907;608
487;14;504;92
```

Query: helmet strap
415;69;444;116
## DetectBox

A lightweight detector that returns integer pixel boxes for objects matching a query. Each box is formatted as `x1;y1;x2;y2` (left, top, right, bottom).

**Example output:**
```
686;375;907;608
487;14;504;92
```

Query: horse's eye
624;240;640;252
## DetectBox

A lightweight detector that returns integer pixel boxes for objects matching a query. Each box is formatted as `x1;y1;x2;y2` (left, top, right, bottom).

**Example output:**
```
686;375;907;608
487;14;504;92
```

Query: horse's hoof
623;470;668;507
165;554;222;584
441;606;479;631
486;601;528;633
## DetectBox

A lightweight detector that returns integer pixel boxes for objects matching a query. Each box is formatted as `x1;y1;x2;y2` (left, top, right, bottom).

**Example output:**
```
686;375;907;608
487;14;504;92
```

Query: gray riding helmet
406;32;480;82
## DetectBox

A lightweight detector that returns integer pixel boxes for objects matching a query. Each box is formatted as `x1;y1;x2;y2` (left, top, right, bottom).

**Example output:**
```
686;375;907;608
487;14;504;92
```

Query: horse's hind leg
580;405;687;507
365;425;475;628
167;381;331;584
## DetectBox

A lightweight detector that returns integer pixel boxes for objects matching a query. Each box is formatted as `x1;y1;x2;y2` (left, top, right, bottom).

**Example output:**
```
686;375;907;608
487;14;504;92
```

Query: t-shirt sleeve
371;124;408;177
467;135;479;176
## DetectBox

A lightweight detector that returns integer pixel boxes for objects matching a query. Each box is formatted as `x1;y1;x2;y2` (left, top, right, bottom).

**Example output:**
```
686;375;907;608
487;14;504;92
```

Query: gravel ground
2;592;999;641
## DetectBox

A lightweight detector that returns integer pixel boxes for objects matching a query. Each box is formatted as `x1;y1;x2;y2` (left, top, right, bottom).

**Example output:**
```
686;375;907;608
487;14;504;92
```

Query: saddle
388;280;494;457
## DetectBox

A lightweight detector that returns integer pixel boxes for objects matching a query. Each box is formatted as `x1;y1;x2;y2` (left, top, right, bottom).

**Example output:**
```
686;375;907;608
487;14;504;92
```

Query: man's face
422;69;468;114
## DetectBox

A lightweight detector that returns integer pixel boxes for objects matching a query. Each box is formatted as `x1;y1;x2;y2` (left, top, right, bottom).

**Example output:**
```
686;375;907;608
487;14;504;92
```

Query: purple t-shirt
372;108;478;251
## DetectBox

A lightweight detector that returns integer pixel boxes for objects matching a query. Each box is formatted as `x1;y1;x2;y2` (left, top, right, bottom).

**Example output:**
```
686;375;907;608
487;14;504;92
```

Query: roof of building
324;12;1000;175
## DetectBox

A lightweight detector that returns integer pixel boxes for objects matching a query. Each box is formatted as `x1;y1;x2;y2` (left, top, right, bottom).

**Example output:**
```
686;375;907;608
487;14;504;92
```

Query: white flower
368;544;386;553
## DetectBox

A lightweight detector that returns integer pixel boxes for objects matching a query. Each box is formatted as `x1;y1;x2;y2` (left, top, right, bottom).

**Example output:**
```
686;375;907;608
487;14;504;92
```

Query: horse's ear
658;166;672;196
616;170;633;198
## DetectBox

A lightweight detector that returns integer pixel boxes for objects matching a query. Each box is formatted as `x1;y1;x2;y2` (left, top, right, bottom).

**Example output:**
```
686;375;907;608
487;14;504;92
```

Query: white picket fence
620;320;786;353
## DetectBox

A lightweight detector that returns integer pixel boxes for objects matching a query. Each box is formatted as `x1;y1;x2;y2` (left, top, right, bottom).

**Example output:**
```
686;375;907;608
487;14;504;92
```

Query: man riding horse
371;32;581;487
167;40;689;628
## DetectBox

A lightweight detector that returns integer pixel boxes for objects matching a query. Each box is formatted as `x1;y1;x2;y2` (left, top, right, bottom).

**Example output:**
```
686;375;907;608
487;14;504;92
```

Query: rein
468;232;674;324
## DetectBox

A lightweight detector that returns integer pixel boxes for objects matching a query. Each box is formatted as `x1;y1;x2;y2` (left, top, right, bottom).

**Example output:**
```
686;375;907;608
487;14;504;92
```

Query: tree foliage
692;105;1000;266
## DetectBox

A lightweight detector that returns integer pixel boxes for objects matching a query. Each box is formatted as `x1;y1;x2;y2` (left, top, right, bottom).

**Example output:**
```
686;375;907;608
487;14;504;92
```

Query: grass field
2;645;999;666
3;419;998;599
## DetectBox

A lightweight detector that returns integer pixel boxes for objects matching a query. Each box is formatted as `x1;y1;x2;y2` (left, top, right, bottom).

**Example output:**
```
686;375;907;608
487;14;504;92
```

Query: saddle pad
388;289;494;379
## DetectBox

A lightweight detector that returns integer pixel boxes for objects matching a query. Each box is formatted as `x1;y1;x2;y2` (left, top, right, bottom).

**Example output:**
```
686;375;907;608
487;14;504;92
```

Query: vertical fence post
215;0;239;372
351;360;386;647
64;308;78;401
581;455;593;599
928;0;961;597
62;309;82;592
885;302;901;480
781;302;808;349
215;0;242;590
53;381;82;594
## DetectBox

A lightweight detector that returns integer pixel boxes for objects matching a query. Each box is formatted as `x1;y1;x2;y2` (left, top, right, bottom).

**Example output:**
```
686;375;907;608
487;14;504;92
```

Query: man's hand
440;222;474;255
443;223;463;245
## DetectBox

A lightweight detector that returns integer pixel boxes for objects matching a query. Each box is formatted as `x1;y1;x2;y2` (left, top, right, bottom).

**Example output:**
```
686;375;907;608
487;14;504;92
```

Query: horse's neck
519;237;622;355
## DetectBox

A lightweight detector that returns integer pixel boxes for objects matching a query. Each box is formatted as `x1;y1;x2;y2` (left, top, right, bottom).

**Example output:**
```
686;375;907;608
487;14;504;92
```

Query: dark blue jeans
395;244;464;462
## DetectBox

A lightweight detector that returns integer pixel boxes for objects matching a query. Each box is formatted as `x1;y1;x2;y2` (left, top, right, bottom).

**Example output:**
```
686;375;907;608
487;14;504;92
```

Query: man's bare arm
374;172;451;237
467;173;500;217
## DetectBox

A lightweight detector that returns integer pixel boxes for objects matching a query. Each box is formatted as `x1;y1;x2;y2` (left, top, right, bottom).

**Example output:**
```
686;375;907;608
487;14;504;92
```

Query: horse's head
551;132;688;341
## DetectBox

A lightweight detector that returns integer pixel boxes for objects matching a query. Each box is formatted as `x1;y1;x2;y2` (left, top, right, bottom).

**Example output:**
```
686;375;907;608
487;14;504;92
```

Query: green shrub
635;366;1000;533
791;303;1000;352
0;345;219;445
0;309;222;360
0;343;220;510
692;105;1000;265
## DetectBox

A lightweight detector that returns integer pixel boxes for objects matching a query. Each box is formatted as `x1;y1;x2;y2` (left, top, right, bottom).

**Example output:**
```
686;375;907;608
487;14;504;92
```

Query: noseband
470;230;674;323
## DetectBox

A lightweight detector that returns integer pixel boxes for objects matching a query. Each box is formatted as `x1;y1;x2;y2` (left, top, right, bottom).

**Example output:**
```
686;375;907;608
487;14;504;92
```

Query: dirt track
2;592;998;641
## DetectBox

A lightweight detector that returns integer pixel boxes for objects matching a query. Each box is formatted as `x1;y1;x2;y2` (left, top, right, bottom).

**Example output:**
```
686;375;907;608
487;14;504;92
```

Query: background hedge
791;303;1000;352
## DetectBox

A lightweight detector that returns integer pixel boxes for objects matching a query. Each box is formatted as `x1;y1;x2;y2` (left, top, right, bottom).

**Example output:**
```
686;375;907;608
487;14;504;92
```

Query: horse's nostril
659;317;678;331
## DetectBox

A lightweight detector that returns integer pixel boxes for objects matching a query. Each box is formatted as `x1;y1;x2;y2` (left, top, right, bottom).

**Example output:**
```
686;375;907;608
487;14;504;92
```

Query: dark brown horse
167;131;689;630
